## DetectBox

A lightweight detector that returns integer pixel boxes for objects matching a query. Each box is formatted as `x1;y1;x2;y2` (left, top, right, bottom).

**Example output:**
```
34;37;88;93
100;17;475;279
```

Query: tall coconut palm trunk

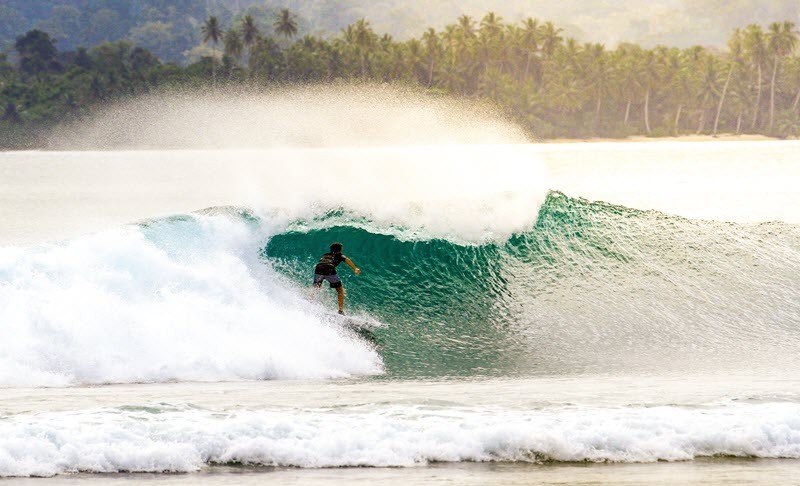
751;64;762;130
696;109;706;134
202;16;221;87
769;55;779;131
643;89;651;134
736;112;743;134
211;47;217;85
624;99;632;126
594;96;603;132
713;65;734;136
674;105;683;136
793;88;800;112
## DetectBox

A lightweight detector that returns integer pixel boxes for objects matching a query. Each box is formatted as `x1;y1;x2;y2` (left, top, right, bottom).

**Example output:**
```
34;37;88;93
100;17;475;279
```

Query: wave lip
2;403;800;476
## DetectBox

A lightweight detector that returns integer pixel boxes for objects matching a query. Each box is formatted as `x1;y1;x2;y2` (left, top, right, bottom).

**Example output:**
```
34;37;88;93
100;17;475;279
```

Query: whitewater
1;88;800;483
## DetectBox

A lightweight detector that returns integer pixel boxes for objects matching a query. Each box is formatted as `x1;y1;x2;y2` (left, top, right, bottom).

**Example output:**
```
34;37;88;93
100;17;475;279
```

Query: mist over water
46;85;530;150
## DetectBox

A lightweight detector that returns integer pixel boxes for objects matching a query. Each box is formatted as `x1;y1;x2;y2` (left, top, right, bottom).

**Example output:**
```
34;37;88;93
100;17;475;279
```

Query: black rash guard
314;252;347;275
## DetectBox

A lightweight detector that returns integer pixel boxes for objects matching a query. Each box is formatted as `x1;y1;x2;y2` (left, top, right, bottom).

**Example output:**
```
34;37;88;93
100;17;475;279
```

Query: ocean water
1;141;799;483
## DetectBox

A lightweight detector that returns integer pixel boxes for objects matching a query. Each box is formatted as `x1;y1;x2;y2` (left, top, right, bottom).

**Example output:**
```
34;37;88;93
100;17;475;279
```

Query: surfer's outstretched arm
344;257;361;275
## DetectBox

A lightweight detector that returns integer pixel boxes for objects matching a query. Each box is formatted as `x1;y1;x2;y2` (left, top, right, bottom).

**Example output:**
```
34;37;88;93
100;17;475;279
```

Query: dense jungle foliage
1;8;798;147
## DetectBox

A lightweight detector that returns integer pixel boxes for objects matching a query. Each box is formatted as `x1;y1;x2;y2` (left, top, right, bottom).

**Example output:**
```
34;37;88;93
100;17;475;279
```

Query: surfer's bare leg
336;286;345;313
310;281;322;300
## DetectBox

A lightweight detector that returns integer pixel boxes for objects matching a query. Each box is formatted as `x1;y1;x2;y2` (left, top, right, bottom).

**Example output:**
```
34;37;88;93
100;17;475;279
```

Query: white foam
2;403;800;476
0;213;382;387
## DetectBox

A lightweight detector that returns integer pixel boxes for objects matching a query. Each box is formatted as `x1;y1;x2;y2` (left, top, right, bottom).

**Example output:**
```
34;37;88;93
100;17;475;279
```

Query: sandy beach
542;133;785;143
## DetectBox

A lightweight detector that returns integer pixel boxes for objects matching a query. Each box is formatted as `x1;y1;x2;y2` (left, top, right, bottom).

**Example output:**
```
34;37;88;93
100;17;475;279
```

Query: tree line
1;10;799;147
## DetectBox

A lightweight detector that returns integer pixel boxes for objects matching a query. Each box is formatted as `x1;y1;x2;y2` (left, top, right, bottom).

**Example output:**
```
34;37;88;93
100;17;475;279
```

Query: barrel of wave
265;192;800;378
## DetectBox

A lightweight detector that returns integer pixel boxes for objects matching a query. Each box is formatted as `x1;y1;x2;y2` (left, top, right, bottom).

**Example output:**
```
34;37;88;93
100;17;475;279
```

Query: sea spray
45;85;529;150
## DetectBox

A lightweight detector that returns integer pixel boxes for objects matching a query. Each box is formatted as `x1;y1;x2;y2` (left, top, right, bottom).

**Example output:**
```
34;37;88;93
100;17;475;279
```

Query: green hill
1;1;798;64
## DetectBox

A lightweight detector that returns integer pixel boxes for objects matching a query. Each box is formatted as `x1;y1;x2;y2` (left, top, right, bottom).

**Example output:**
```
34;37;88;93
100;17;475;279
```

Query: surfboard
325;312;384;340
334;313;383;331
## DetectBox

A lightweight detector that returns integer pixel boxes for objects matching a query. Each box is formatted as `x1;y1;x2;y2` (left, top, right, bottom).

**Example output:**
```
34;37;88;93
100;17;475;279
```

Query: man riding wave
313;242;361;315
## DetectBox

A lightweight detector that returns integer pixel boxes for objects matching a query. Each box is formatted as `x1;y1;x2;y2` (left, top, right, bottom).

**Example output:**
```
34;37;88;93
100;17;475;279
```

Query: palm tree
502;25;522;76
224;29;243;66
442;24;460;67
249;34;282;80
585;44;612;129
540;22;563;60
202;15;222;83
351;19;376;78
422;28;441;86
671;62;694;135
560;37;581;74
743;24;767;130
640;49;662;134
477;12;503;74
273;9;298;79
457;15;476;39
727;77;750;134
550;76;583;121
788;56;800;112
274;9;298;39
618;46;644;128
384;42;407;81
519;18;540;83
657;47;684;134
241;14;260;65
479;12;503;40
767;21;798;131
405;38;426;83
695;55;721;133
713;28;744;135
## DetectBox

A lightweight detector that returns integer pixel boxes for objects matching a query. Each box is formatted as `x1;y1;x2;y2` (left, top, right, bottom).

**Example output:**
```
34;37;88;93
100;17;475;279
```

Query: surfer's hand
355;268;361;276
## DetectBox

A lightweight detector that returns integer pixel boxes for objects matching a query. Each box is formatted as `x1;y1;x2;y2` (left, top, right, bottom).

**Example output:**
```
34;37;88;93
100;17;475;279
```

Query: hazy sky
283;0;800;48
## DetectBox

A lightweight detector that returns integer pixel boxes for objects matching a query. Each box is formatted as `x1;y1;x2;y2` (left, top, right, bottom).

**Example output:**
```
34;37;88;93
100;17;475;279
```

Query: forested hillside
1;9;798;147
1;0;798;63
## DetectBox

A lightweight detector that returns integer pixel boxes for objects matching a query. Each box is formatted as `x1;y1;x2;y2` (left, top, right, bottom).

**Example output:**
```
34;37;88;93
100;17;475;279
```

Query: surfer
313;242;361;315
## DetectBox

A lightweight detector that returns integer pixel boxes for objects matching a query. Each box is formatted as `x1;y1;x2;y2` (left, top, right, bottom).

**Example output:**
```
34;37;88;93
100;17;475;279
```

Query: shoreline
1;134;793;152
540;133;787;144
31;459;800;485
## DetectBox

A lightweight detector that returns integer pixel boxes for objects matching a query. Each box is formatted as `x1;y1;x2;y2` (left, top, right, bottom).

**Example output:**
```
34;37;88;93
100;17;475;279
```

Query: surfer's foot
338;310;345;315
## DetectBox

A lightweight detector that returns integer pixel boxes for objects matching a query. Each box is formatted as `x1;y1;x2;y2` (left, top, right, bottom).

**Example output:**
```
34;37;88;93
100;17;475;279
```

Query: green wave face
265;192;800;378
265;225;511;377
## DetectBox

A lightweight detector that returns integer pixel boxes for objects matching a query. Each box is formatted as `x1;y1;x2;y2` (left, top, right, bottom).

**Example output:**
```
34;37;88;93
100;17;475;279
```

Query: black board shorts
314;273;342;288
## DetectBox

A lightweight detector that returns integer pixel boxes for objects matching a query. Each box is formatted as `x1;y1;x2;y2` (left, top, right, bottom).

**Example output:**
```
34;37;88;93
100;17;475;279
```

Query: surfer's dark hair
330;242;343;253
